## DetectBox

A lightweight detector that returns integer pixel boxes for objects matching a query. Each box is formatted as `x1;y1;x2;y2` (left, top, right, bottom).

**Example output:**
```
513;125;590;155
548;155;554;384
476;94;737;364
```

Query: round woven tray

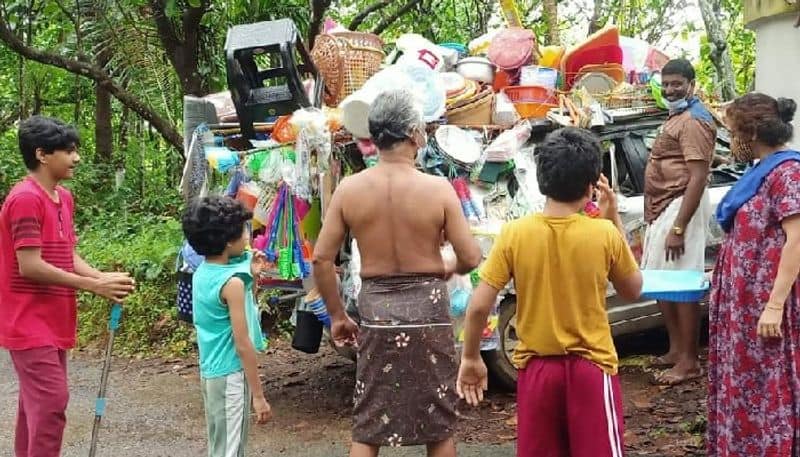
447;92;494;126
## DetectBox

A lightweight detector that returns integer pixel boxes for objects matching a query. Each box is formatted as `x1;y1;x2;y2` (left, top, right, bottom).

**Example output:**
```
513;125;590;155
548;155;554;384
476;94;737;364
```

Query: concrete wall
751;13;800;149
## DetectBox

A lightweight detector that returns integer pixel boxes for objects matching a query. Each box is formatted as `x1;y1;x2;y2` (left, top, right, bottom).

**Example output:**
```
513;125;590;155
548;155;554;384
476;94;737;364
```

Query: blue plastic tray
640;270;709;302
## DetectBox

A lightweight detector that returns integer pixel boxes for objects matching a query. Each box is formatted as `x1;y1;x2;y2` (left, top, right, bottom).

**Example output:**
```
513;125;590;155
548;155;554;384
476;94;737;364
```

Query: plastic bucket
291;310;323;354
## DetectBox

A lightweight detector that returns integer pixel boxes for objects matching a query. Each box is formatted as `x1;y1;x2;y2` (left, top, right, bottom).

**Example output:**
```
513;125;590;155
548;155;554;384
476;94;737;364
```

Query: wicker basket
447;92;494;125
598;86;655;110
310;34;345;107
332;32;384;105
331;31;384;50
311;32;384;107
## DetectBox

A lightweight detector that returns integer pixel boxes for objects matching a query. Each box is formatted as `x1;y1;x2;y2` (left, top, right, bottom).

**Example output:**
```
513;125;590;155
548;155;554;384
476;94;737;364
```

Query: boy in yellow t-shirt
457;127;643;457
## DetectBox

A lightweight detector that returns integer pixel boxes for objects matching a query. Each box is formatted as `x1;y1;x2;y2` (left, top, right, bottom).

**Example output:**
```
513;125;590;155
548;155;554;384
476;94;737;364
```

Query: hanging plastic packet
484;121;532;163
290;108;331;201
258;149;287;184
247;151;270;176
235;181;261;212
205;147;240;173
225;168;246;197
510;147;546;216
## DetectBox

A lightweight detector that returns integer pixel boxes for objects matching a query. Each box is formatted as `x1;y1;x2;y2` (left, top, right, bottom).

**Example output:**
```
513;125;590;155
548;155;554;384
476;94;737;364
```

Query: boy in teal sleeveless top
182;196;271;457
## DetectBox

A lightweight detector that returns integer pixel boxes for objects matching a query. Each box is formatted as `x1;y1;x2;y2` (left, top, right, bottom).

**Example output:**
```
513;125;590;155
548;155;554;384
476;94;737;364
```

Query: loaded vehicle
327;113;741;390
178;19;742;391
475;115;740;389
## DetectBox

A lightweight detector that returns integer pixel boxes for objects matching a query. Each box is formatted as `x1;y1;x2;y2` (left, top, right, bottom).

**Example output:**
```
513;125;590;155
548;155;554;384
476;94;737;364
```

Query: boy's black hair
661;58;696;82
535;127;603;203
18;116;81;171
182;196;253;256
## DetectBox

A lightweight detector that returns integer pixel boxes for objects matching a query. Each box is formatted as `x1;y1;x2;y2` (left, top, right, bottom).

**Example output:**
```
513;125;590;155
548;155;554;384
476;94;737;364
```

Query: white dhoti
641;190;711;272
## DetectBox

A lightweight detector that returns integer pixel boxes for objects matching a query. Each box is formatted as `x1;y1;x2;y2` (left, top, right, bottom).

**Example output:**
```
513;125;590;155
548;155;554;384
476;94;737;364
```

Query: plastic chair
225;19;323;139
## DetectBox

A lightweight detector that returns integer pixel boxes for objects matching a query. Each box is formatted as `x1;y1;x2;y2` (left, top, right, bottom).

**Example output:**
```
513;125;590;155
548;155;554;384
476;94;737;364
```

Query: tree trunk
698;0;736;100
308;0;333;49
542;0;560;45
73;74;82;123
95;83;114;162
587;0;605;35
32;83;42;115
150;1;208;96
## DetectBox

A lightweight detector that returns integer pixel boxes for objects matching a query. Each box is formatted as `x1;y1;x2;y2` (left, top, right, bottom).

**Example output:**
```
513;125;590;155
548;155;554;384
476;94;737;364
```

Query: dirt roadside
0;332;706;456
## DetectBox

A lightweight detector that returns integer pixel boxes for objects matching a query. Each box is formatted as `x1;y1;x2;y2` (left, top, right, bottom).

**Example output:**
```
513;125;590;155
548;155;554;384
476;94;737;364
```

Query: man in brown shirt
642;59;716;385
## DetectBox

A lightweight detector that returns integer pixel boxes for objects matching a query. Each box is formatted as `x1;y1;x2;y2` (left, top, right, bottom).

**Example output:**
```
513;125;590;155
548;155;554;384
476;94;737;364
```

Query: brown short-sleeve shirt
644;99;716;223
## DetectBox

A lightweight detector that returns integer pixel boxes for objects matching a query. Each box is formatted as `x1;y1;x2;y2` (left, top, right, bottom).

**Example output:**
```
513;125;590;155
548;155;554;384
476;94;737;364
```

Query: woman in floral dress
708;93;800;456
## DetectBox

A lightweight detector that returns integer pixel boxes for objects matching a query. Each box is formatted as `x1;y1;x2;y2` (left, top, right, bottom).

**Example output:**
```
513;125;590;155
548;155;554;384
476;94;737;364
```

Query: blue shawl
715;150;800;233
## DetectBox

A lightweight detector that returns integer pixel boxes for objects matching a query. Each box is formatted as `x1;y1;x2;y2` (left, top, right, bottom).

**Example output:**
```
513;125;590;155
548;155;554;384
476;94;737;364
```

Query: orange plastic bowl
503;85;556;103
513;101;557;119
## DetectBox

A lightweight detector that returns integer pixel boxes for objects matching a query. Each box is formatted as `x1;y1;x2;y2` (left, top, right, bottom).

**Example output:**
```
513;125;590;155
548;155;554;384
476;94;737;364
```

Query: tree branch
0;17;184;155
372;0;423;35
349;0;395;30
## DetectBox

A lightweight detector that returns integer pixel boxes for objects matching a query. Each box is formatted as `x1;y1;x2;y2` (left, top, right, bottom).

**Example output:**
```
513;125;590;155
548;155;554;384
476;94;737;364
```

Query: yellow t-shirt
480;213;639;375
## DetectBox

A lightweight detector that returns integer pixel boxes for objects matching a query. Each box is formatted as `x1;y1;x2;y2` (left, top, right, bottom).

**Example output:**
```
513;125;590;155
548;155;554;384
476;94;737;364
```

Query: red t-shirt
0;176;79;350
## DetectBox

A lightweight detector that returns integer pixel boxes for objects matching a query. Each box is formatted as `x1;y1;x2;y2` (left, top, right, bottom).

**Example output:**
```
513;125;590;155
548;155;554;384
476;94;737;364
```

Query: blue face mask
666;98;689;112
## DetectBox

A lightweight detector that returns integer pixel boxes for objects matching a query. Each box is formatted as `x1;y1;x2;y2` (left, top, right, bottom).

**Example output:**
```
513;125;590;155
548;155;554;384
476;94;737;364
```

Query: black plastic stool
225;19;323;139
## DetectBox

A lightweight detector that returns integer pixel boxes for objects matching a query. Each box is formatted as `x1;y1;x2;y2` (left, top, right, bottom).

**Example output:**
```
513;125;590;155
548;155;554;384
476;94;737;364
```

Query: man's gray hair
368;89;424;150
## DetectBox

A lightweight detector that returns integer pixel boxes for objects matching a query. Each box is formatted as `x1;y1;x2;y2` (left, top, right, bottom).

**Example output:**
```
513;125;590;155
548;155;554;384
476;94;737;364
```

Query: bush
76;214;193;356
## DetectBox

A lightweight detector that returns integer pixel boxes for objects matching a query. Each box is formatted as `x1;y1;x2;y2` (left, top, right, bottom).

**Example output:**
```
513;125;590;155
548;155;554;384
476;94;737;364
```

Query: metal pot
455;57;496;84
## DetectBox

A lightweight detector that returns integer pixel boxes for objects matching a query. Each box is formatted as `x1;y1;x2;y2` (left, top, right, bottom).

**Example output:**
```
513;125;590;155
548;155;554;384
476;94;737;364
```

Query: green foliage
76;214;192;356
0;129;24;201
696;0;755;98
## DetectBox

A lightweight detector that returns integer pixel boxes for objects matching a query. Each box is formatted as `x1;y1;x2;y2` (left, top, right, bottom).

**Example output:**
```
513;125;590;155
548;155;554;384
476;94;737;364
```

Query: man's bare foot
650;352;678;368
653;363;704;386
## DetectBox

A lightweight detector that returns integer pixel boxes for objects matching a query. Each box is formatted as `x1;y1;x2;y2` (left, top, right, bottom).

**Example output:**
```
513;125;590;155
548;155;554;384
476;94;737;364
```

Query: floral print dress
708;161;800;456
351;274;458;447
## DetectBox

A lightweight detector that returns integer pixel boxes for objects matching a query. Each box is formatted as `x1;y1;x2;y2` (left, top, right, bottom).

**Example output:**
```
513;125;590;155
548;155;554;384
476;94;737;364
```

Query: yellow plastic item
499;0;523;27
539;45;565;69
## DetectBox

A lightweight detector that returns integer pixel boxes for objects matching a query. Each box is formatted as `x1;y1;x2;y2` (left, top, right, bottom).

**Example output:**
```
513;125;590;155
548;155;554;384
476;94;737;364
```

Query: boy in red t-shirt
0;116;136;457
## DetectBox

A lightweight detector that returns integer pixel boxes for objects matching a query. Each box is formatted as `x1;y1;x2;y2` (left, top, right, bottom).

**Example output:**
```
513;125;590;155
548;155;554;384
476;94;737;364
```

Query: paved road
0;350;515;456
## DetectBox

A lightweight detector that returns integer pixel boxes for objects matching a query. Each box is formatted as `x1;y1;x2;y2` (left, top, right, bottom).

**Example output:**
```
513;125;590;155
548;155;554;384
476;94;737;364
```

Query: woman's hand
757;303;784;338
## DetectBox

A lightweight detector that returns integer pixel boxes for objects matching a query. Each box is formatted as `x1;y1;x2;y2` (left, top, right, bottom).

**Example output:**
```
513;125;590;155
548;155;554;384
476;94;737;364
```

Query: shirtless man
313;90;482;457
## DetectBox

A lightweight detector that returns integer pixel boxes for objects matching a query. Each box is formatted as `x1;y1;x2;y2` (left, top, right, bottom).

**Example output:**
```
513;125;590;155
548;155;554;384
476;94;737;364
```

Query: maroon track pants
9;347;69;457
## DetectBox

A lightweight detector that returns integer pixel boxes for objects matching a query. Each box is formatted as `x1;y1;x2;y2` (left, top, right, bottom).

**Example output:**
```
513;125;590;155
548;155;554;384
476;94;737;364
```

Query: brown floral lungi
352;274;458;447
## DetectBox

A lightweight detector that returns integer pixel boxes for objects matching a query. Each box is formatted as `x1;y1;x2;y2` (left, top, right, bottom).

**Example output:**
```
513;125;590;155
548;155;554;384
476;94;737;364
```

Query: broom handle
88;303;122;457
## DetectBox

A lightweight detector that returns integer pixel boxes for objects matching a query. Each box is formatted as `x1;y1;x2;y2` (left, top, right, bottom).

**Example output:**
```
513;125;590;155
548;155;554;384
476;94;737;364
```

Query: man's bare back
338;163;467;277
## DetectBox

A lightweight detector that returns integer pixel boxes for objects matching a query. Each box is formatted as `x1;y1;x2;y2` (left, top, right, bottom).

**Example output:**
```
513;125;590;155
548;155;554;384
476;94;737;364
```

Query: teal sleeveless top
192;251;266;379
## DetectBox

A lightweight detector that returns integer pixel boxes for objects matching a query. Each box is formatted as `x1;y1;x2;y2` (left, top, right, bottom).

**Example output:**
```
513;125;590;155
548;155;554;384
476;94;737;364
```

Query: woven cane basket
311;32;385;107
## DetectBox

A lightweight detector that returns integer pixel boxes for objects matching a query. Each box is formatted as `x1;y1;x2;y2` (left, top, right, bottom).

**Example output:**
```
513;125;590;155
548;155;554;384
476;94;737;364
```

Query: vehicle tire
483;297;518;391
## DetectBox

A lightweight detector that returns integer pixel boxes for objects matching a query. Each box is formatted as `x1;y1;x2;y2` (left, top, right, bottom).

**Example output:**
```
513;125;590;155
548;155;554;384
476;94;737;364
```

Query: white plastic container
520;65;558;89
